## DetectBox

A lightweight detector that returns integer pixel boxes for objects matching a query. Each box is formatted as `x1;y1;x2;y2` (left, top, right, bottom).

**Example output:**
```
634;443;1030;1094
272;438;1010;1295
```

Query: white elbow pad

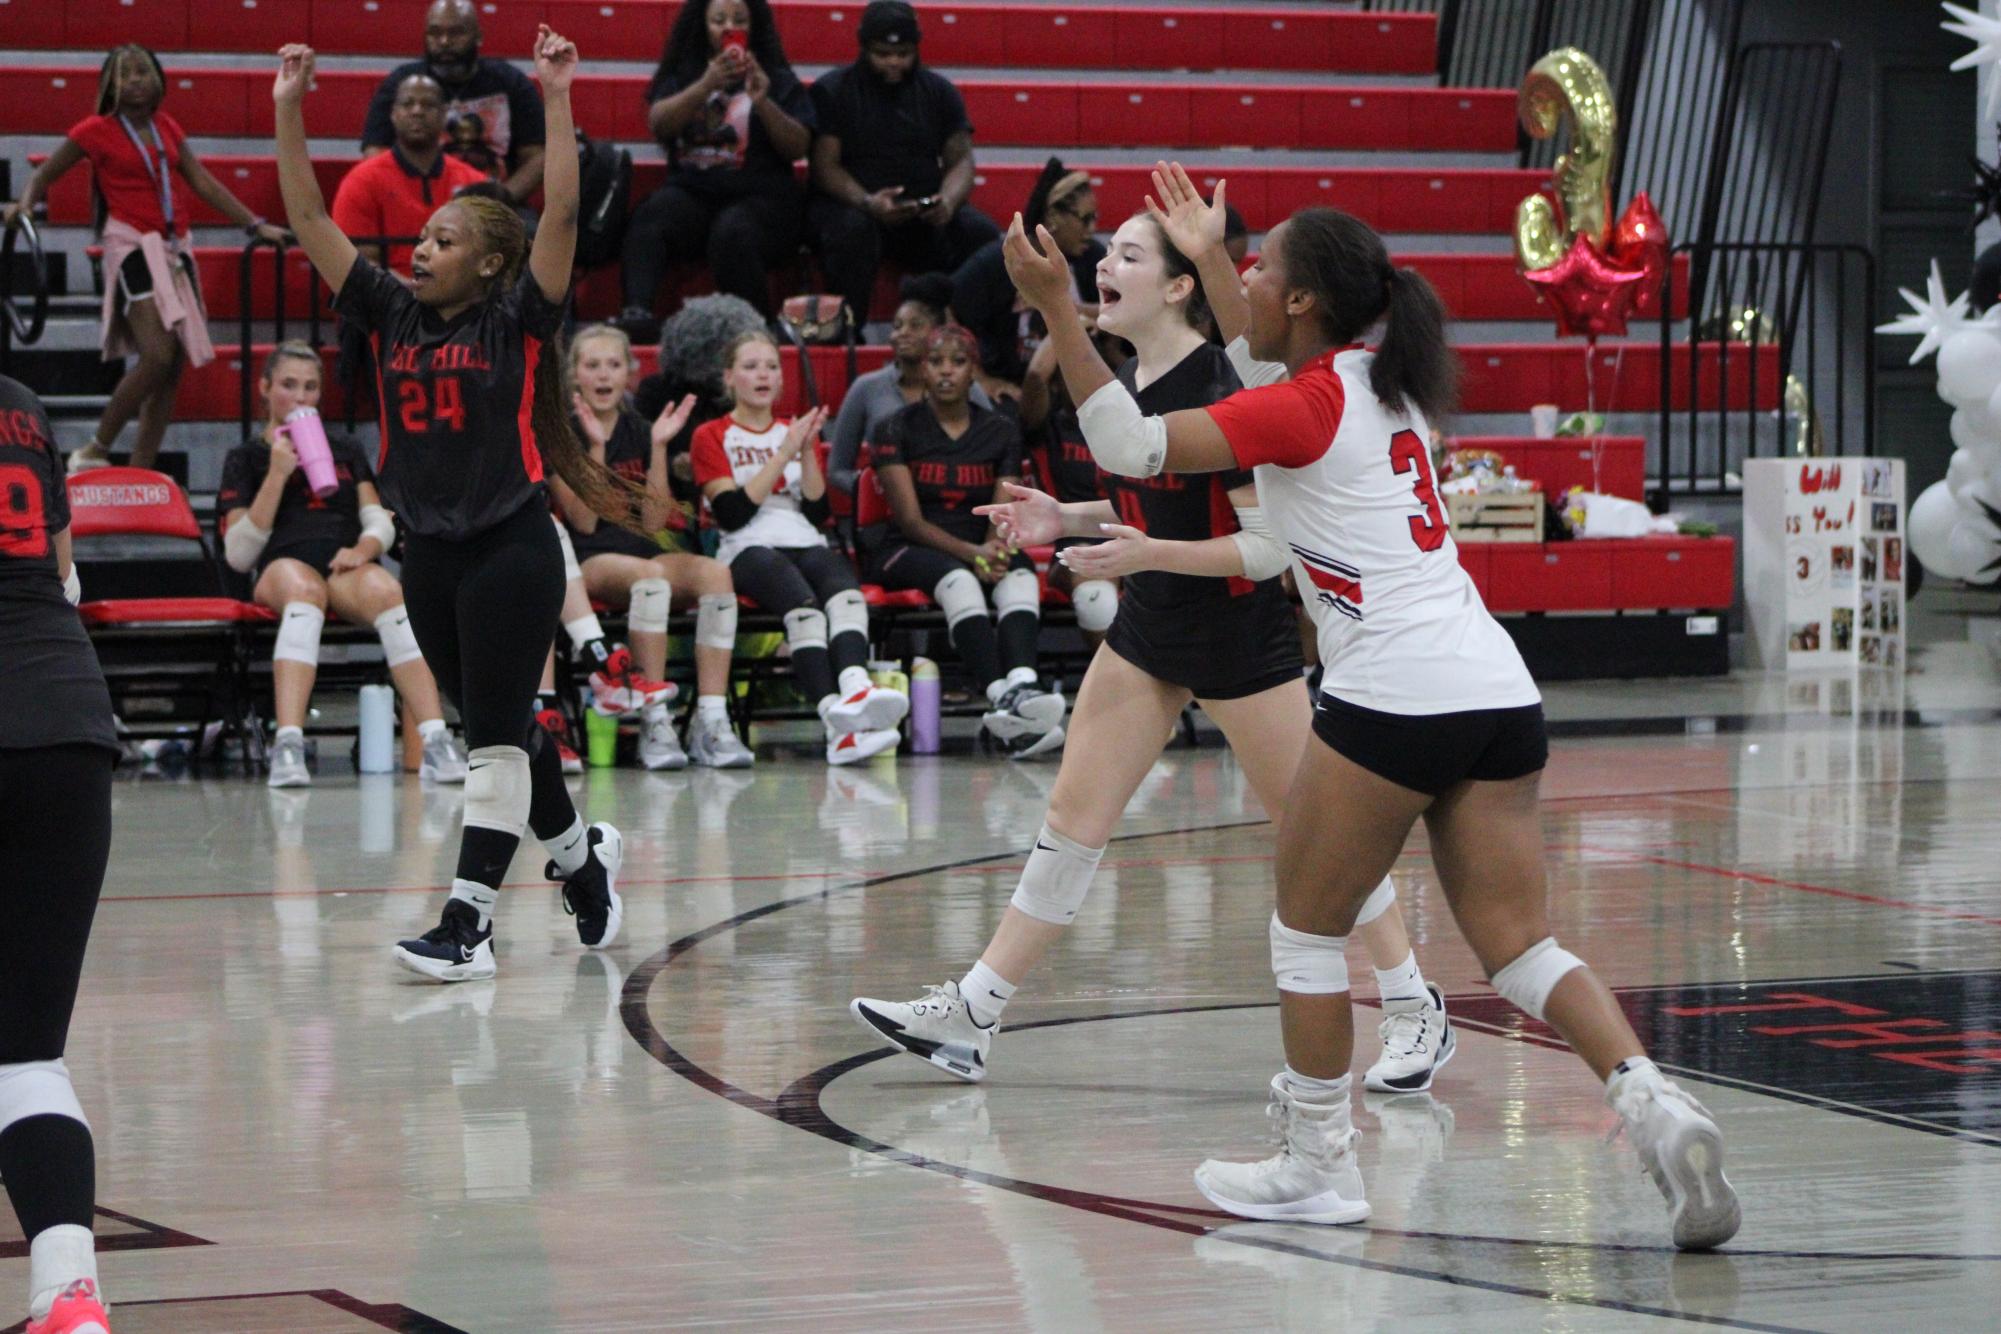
1224;336;1289;389
1076;380;1167;478
223;517;271;572
63;567;81;606
358;503;397;552
1230;505;1291;582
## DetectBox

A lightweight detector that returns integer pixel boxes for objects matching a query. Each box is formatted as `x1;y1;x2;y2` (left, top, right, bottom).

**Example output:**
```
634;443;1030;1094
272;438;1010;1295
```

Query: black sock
525;724;580;840
948;615;1002;689
794;644;835;701
455;826;519;888
997;610;1040;674
582;637;612;669
0;1114;95;1238
830;628;870;679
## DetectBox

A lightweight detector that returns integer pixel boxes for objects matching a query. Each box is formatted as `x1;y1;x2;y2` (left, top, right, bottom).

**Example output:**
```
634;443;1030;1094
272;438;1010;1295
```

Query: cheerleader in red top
1003;169;1739;1251
4;44;287;472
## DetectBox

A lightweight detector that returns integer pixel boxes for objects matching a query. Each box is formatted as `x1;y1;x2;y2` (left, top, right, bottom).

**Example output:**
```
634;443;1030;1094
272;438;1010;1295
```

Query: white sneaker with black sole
849;980;995;1082
1364;983;1455;1093
393;899;496;982
1609;1073;1740;1250
1195;1073;1371;1225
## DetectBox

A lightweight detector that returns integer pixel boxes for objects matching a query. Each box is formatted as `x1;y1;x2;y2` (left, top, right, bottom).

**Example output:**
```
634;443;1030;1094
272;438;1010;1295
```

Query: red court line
1600;851;2001;929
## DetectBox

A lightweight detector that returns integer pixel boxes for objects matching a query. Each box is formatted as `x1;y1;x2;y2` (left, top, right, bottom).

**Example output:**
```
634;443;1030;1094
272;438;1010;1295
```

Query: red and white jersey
690;415;826;565
1206;347;1538;715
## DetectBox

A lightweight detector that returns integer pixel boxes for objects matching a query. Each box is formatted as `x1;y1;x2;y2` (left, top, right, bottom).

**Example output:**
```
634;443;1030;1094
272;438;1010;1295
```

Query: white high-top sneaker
1195;1073;1371;1225
1608;1070;1740;1250
849;981;995;1082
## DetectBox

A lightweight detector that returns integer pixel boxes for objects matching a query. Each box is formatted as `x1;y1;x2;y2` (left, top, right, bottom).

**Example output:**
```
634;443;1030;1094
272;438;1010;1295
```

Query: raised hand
1059;523;1152;578
273;44;316;107
571;392;609;448
1145;160;1226;262
1001;214;1075;316
534;24;579;94
974;480;1063;547
781;405;828;457
651;393;698;448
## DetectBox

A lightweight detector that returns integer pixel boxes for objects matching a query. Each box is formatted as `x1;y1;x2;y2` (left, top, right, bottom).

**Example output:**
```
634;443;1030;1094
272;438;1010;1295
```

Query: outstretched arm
527;24;580;304
3;139;85;229
272;45;357;296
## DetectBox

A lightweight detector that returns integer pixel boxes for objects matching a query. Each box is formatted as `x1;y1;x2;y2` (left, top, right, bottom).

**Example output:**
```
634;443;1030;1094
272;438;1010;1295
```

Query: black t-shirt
216;433;376;569
563;409;672;560
0;374;115;752
873;400;1021;546
646;60;813;194
809;62;970;199
1041;409;1103;509
1109;344;1279;617
954;238;1106;383
335;254;564;540
360;58;546;176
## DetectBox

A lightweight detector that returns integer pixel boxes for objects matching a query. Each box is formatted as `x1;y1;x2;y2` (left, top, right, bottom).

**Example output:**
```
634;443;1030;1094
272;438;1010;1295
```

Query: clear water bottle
358;683;397;773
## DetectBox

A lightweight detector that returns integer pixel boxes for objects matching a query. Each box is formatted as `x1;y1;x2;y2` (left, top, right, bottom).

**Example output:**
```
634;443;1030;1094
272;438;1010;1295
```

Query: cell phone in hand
913;195;941;211
722;30;749;57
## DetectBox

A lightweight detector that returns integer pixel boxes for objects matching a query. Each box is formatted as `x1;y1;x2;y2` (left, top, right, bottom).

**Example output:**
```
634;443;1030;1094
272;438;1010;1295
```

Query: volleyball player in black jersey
0;375;115;1334
853;201;1448;1091
1019;335;1118;649
275;31;644;982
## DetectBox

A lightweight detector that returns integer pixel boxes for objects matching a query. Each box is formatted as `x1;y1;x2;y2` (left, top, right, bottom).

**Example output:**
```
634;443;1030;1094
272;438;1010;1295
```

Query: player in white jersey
1002;174;1739;1251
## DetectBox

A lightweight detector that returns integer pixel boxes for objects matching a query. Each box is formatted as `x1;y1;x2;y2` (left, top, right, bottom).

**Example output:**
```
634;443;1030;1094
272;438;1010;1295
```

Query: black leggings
0;745;112;1064
730;544;865;701
400;503;577;888
870;543;1039;690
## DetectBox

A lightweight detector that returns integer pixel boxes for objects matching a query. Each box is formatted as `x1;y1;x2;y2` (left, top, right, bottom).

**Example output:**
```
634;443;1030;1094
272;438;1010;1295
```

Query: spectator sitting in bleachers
691;331;909;766
218;343;466;789
825;272;990;496
333;72;488;274
561;324;753;770
867;325;1065;758
952;157;1103;396
3;44;288;473
618;0;814;334
807;1;999;326
359;0;546;207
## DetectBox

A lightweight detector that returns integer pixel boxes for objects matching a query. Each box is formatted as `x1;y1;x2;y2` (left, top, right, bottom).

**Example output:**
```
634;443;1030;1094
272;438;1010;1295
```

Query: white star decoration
1876;260;1977;364
1944;1;2001;124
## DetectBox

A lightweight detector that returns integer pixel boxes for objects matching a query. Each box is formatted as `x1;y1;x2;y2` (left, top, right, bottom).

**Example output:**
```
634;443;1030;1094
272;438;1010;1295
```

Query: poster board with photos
1743;458;1905;671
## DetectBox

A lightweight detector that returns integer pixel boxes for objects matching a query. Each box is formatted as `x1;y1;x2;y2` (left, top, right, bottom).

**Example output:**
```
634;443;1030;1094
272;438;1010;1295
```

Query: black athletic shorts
117;249;197;311
1311;693;1548;796
1104;595;1304;702
259;539;345;580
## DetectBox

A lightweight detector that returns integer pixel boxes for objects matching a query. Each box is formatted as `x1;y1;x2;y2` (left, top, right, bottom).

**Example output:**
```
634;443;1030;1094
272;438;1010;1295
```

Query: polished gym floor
6;612;2001;1332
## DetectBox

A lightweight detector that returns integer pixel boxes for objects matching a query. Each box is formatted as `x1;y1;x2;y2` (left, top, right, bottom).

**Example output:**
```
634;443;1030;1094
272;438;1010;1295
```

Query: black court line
0;1206;210;1262
618;822;1998;1328
0;1289;462;1334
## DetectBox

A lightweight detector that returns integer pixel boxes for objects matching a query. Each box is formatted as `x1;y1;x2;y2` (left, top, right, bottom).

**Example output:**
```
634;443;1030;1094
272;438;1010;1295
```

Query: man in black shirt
807;1;1000;323
359;0;547;206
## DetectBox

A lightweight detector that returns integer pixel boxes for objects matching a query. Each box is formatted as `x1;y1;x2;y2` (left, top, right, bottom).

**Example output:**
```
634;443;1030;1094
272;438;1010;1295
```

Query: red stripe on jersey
1298;560;1364;604
1207;476;1255;598
518;334;545;485
369;331;391;474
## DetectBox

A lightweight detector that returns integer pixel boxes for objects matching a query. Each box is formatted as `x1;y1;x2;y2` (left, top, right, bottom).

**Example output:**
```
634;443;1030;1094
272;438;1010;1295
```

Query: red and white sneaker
827;728;900;766
591;647;677;716
819;682;909;735
27;1278;110;1334
537;708;584;775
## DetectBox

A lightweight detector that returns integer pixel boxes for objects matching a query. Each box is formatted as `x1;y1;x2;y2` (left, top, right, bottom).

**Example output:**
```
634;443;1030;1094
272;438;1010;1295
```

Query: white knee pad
462;744;531;835
554;517;582;579
1353;877;1397;927
373;605;423;667
782;605;828;652
0;1059;88;1136
825;587;869;642
696;592;738;651
628;576;672;635
273;601;325;667
933;567;987;631
1008;823;1106;925
1271;914;1350;994
1069;578;1118;632
992;565;1041;619
1490;937;1586;1022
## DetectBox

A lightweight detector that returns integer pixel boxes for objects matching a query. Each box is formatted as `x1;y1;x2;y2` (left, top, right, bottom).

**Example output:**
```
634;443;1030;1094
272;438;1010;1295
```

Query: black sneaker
556;822;625;950
393;899;496;982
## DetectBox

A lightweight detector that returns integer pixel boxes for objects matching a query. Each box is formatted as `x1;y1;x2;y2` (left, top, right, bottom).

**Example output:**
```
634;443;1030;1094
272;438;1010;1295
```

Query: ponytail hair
1279;207;1458;423
452;194;656;538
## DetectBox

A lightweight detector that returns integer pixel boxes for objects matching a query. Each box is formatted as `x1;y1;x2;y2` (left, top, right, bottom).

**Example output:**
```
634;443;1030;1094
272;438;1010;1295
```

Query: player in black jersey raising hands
274;30;648;982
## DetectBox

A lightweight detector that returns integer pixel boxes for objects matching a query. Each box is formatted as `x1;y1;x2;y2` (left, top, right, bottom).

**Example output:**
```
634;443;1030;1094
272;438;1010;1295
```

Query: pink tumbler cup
279;406;339;499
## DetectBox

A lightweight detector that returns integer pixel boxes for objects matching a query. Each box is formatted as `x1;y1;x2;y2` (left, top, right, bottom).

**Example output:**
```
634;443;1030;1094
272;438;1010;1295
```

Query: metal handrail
1;211;51;352
238;233;416;434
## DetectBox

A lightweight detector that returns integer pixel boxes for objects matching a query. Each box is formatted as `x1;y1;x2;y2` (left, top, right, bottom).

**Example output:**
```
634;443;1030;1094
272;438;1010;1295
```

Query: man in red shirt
331;72;485;275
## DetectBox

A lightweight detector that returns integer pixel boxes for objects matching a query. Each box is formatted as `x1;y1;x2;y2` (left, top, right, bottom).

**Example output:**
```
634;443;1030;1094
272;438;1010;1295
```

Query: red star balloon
1608;192;1669;316
1522;235;1650;339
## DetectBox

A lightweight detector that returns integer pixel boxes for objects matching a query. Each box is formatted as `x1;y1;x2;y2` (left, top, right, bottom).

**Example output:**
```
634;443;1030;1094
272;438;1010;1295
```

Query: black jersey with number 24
335;254;563;540
0;374;116;752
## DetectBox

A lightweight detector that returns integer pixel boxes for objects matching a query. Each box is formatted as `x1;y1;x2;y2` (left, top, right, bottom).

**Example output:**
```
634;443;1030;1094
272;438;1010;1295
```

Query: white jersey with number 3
1206;346;1538;716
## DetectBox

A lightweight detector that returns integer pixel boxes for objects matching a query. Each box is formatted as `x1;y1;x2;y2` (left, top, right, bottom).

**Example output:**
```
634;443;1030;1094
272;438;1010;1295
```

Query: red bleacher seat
67;468;270;626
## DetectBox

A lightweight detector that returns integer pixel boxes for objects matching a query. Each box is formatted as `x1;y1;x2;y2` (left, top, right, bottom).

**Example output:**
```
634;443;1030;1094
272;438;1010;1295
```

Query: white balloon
1938;329;2001;406
1946;521;2001;584
1909;481;1970;577
1951;406;2001;453
1948;448;1983;496
1990;379;2001;429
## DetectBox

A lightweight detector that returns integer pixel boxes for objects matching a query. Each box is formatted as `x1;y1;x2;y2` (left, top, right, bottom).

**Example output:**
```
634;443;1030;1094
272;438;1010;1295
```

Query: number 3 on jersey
1388;429;1446;552
399;376;467;434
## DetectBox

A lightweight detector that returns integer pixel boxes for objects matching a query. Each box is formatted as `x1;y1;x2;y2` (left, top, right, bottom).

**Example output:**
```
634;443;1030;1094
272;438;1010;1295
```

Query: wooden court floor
6;649;2001;1331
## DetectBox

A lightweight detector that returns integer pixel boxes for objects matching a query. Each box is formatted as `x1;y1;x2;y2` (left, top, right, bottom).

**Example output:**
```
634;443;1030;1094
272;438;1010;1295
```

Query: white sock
564;613;606;653
1283;1067;1352;1105
696;694;729;721
275;725;303;745
544;816;589;876
27;1224;97;1320
642;699;670;724
1374;950;1426;1004
447;878;499;931
958;960;1015;1027
1607;1055;1664;1093
418;718;447;743
837;665;873;696
1005;664;1039;687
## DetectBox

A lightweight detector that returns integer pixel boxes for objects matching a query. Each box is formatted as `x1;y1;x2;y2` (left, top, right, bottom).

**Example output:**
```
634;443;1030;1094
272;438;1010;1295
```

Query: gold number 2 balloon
1514;47;1618;271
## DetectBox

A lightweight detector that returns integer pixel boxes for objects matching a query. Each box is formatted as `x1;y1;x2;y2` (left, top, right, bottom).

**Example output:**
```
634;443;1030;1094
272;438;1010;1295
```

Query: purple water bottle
910;657;941;754
279;406;339;499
